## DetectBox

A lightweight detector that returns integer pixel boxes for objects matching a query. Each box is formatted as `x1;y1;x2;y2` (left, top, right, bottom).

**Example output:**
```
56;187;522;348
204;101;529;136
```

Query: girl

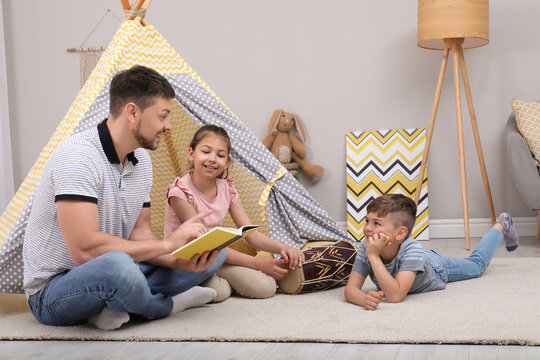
164;125;304;301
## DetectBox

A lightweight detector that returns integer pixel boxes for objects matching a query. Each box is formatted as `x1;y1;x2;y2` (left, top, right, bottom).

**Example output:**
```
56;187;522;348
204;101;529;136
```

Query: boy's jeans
424;228;502;283
28;250;227;326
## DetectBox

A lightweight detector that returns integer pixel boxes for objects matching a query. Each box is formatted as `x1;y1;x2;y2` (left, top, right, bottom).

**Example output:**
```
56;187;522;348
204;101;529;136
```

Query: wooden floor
2;341;540;359
2;235;539;360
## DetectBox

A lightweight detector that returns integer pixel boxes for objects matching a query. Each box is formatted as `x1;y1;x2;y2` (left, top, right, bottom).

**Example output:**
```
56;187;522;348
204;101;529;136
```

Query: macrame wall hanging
67;9;123;88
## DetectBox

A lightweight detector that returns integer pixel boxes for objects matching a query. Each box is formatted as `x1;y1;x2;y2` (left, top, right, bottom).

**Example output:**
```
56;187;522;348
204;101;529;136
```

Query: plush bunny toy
262;109;324;182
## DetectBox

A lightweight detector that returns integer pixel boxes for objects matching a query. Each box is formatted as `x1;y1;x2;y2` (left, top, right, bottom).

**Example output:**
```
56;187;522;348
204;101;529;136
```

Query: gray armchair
506;112;540;238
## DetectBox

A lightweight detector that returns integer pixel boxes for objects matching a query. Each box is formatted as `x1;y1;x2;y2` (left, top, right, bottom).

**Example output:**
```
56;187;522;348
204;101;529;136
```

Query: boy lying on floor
345;194;519;310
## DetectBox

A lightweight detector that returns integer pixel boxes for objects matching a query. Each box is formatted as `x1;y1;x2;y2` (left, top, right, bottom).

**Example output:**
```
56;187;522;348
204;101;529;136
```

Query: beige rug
1;258;539;345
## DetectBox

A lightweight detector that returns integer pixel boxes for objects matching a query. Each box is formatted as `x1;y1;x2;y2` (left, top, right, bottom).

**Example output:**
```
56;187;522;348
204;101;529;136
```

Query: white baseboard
338;217;538;239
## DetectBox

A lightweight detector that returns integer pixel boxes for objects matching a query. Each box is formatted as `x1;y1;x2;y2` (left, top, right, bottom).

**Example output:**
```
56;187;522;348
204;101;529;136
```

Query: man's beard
133;122;159;150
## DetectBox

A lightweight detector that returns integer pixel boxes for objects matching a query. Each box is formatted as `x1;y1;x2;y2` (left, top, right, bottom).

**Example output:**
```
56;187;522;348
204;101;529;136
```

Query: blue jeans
424;228;502;283
28;250;227;326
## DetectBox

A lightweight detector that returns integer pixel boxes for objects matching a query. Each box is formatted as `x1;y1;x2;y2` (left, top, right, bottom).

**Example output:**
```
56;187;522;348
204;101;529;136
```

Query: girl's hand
280;246;305;270
253;256;289;280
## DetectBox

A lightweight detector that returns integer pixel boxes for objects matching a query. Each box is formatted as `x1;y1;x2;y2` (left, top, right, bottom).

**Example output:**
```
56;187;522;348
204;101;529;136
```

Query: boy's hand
365;233;392;257
362;290;384;311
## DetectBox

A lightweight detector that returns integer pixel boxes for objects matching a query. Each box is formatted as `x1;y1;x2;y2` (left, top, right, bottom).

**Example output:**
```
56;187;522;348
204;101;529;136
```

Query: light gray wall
0;1;13;211
3;0;538;223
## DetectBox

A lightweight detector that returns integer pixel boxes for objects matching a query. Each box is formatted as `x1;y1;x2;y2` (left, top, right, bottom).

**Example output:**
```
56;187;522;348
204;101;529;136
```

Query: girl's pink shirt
163;173;239;238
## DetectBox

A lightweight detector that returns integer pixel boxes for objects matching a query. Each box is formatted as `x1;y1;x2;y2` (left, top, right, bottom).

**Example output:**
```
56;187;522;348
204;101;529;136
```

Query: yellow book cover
171;224;259;260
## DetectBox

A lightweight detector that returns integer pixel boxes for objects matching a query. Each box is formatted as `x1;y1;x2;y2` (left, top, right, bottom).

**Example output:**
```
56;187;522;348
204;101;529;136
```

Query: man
23;65;226;330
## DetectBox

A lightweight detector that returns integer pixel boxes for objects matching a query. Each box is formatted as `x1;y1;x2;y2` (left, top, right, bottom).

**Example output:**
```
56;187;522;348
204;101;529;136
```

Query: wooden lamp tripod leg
450;39;471;250
414;47;451;206
416;39;494;250
456;46;496;224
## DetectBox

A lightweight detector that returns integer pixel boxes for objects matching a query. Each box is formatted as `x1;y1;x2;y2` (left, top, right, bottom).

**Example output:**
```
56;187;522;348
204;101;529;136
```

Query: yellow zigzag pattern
148;102;198;239
346;131;426;171
347;133;426;155
346;129;424;146
347;172;426;198
347;150;423;169
346;129;429;241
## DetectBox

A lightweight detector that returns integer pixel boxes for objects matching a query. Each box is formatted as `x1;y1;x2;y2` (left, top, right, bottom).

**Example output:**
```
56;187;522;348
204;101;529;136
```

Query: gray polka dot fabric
0;72;348;294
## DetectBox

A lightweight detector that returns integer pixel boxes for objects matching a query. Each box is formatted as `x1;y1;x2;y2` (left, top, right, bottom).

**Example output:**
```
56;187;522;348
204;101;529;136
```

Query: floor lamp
415;0;496;250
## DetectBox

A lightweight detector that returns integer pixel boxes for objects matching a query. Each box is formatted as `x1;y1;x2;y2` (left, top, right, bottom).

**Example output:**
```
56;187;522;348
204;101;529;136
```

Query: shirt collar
97;119;138;165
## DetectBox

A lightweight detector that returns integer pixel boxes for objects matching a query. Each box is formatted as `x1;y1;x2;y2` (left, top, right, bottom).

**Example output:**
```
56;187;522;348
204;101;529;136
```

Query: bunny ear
293;113;306;143
268;109;282;133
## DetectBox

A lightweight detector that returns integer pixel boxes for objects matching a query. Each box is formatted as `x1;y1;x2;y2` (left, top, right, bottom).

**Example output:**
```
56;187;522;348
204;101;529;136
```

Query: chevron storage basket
346;129;429;241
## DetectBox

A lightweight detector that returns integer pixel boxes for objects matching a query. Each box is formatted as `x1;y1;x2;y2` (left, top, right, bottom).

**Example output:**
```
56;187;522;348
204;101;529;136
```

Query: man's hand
254;256;290;280
175;249;220;272
365;233;392;258
362;290;385;311
279;246;305;270
164;211;211;253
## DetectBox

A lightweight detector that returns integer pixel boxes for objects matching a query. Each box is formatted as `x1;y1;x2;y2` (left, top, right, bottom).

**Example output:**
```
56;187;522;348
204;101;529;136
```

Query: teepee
0;3;348;293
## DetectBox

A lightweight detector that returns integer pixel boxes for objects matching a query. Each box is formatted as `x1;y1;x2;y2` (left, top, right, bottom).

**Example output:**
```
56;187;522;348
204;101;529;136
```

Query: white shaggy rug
1;258;539;345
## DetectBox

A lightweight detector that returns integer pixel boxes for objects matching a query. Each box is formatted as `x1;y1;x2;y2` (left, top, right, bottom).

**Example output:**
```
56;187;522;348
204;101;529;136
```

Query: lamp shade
418;0;489;50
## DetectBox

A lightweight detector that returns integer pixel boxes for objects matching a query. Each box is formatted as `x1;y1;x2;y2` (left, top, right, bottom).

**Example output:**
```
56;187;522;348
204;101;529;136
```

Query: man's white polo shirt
23;119;153;296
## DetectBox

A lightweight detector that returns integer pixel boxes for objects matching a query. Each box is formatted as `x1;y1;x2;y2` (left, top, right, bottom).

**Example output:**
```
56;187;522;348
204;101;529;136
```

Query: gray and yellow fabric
0;21;348;293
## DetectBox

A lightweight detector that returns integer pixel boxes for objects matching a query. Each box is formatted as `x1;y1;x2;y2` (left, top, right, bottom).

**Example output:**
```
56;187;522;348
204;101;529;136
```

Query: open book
171;224;260;260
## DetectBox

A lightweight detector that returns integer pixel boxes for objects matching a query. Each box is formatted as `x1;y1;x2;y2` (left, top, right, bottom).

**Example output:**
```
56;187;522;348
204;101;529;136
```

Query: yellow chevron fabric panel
346;129;429;241
115;23;193;75
148;101;199;239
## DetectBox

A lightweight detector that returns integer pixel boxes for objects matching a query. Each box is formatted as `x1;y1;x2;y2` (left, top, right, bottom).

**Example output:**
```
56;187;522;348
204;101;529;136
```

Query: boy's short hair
366;194;417;237
109;65;175;117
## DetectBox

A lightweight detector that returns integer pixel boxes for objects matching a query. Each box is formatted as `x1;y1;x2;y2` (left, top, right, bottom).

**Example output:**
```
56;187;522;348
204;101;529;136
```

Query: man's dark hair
109;65;175;117
367;193;417;237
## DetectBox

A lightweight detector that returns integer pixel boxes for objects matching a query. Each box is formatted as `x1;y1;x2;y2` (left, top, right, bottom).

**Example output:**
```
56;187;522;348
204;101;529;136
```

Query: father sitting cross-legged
23;65;225;330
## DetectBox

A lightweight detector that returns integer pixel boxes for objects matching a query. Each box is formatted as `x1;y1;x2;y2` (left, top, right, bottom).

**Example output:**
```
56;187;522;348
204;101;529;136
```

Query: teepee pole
121;0;151;26
126;0;144;20
135;0;153;23
120;0;131;11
